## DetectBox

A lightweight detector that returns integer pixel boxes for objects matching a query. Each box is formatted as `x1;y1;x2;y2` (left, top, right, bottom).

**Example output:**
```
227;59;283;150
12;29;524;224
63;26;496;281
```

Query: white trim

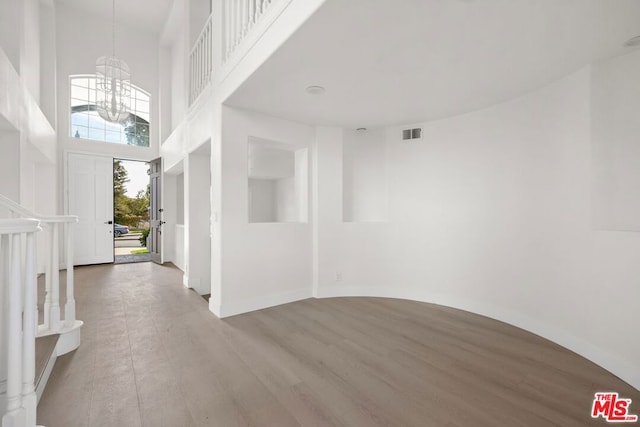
316;285;640;391
218;287;311;318
209;300;221;318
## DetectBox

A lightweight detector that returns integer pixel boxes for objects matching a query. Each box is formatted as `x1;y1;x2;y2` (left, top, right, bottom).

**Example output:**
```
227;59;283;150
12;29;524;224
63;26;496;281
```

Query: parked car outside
114;224;129;237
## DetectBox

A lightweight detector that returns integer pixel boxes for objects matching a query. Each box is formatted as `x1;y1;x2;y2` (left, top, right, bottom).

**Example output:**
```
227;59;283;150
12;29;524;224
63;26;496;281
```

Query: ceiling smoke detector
305;85;326;95
624;35;640;47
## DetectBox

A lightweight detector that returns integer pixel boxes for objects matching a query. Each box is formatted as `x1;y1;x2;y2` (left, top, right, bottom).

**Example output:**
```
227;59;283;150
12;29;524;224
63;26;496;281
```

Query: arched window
69;75;150;147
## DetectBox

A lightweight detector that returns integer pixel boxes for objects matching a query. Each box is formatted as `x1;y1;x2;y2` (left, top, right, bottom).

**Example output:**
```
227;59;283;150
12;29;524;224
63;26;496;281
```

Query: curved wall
314;62;640;390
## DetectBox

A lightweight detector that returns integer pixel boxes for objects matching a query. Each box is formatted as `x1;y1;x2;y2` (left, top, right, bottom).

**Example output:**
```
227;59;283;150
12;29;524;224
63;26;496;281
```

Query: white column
42;227;52;331
2;233;26;427
64;222;76;328
0;235;8;414
21;232;37;427
49;223;60;331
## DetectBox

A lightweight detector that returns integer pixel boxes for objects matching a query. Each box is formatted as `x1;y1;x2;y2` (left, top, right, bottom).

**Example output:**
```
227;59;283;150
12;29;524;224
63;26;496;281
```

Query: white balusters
0;219;41;427
189;14;213;105
221;0;276;65
37;218;78;338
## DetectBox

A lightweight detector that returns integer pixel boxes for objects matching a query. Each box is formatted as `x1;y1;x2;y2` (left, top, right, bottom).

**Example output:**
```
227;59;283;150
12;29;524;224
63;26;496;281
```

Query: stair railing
0;195;81;351
0;218;41;427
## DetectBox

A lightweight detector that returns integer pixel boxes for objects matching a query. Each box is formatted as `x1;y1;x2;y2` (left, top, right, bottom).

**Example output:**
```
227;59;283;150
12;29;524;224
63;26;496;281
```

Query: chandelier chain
112;0;116;57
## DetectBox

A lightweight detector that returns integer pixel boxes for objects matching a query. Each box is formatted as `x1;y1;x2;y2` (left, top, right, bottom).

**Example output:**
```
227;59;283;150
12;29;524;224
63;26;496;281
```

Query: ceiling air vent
401;127;423;142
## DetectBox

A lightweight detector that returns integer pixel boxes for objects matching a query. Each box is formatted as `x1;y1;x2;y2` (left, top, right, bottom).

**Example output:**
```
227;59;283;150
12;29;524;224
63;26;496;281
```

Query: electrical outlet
335;272;343;282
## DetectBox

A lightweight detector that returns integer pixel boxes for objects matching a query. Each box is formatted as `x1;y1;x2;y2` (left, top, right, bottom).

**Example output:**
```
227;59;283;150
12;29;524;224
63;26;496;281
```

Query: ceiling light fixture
305;85;326;95
96;0;131;123
624;35;640;47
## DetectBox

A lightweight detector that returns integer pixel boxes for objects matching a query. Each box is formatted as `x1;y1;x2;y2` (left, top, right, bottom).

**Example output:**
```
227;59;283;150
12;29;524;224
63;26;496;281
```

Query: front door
148;158;162;264
67;153;114;265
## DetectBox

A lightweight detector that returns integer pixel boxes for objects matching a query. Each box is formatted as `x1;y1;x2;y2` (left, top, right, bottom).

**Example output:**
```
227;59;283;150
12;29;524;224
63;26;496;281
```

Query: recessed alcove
248;137;308;223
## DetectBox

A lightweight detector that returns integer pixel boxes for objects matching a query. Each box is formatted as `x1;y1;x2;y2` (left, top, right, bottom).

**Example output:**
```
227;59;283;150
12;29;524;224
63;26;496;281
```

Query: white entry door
148;158;162;264
67;153;114;265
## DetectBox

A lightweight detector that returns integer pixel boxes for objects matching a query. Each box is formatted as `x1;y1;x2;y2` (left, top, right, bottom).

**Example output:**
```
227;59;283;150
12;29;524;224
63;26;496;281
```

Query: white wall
158;46;172;143
175;224;186;271
315;67;640;390
342;128;387;222
176;172;185;224
22;0;40;104
216;107;313;316
170;33;186;131
0;0;21;72
0;131;21;208
591;49;640;232
39;0;57;127
185;148;211;295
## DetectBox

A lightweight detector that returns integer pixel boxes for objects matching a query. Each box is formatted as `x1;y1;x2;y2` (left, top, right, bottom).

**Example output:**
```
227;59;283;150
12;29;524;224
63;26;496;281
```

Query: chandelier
96;0;131;123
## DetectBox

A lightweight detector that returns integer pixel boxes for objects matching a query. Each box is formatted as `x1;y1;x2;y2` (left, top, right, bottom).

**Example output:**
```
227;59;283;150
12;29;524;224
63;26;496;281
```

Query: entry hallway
37;263;639;426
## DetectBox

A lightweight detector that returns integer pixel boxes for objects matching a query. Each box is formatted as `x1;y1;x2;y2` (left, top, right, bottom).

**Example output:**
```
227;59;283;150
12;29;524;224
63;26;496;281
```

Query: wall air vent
401;127;423;142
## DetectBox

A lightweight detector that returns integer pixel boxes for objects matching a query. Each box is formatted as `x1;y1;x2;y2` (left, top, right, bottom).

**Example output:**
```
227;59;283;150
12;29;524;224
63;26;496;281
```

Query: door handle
105;221;113;224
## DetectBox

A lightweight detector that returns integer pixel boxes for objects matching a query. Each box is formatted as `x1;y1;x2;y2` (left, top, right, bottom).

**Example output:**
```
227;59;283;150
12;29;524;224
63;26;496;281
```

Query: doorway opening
113;159;151;264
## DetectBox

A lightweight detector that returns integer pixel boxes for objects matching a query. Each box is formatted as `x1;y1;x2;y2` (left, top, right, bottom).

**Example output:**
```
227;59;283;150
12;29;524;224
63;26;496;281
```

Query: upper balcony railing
189;14;213;106
222;0;274;64
187;0;281;107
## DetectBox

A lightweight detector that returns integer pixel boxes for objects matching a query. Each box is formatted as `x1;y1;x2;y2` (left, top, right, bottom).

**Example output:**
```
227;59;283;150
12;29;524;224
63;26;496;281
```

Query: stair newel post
43;226;52;332
49;223;60;332
0;235;8;414
22;231;37;427
2;232;26;426
64;221;76;328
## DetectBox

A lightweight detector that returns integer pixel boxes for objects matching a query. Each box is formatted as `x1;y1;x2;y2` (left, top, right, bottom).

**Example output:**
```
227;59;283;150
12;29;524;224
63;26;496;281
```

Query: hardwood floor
37;263;639;426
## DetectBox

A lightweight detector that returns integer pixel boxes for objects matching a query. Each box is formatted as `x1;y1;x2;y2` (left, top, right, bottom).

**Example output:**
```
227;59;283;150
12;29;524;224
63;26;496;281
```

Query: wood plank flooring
37;263;639;426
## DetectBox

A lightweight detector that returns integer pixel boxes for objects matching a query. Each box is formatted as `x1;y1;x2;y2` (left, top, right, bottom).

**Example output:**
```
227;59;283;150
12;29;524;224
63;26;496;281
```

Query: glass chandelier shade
96;56;131;123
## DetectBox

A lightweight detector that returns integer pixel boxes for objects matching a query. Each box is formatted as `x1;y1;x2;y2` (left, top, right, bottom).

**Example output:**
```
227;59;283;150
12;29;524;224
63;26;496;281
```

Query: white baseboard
316;285;640;392
218;288;312;318
209;297;222;318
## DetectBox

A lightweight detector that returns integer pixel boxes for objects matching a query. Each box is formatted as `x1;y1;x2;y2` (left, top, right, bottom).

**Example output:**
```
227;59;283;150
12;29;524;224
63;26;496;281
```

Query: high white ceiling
226;0;640;128
56;0;174;35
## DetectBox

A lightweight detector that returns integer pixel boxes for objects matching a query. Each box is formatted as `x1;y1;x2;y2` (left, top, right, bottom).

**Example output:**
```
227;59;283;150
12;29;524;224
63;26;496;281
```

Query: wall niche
248;137;308;223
